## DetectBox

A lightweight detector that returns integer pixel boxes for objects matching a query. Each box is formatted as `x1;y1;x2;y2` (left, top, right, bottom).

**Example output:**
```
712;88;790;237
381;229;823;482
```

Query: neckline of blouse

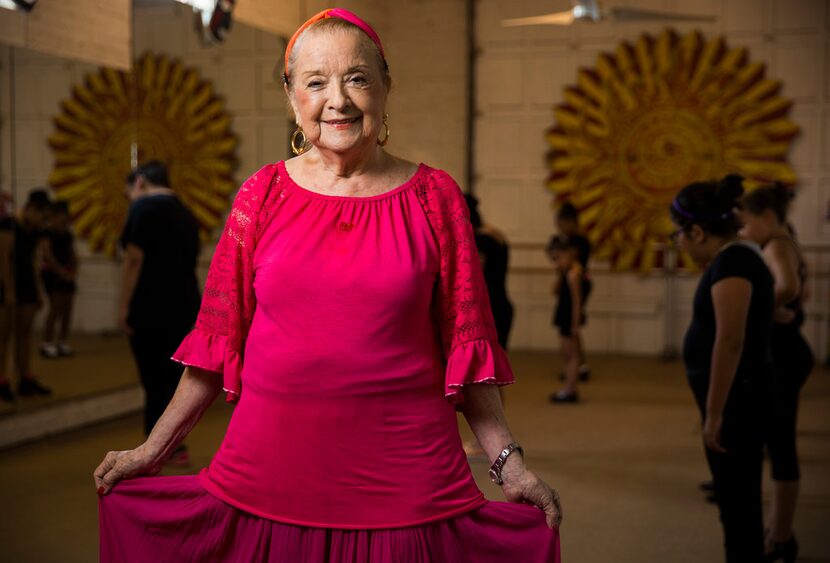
278;160;426;202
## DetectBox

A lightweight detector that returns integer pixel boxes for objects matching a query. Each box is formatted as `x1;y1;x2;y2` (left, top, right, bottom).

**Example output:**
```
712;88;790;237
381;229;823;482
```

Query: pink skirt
99;475;561;562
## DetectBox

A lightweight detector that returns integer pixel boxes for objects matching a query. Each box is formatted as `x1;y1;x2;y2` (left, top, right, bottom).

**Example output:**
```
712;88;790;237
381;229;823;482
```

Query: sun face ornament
547;29;799;271
48;53;238;256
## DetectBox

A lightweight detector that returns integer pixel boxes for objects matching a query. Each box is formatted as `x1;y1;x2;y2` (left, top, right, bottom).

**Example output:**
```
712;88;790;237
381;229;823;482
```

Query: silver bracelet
488;442;523;485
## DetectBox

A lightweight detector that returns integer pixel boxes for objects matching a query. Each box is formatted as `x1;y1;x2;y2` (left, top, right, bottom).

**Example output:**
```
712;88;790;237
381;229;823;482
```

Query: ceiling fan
501;0;715;27
0;0;36;11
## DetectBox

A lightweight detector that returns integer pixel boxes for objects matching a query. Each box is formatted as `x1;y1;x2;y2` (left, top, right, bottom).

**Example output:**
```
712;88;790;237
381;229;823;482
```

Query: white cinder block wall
0;0;131;69
475;0;829;360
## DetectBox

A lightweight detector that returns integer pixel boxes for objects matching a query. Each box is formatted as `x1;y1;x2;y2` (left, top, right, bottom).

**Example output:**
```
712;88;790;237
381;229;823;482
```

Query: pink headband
283;8;386;82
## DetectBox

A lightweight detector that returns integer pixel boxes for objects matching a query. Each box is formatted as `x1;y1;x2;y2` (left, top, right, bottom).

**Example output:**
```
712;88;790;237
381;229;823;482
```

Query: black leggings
129;325;191;436
691;376;771;563
705;432;764;563
767;329;814;481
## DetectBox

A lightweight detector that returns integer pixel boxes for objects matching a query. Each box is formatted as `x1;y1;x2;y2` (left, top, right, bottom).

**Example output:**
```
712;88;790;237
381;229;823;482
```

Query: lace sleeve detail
172;163;280;402
415;168;514;402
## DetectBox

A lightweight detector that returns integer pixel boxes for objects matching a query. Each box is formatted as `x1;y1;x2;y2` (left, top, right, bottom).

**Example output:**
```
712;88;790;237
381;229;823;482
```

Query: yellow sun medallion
547;29;799;271
48;53;238;256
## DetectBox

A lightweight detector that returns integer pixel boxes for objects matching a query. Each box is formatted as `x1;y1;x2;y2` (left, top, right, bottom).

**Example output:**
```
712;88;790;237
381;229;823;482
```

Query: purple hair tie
672;199;733;221
671;199;695;220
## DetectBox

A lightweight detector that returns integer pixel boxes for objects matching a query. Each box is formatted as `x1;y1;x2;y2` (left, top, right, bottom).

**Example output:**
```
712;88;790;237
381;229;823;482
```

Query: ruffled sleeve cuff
444;338;515;404
172;329;242;403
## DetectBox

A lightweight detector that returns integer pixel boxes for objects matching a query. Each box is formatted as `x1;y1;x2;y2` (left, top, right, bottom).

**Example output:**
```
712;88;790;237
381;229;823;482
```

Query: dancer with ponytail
738;184;813;563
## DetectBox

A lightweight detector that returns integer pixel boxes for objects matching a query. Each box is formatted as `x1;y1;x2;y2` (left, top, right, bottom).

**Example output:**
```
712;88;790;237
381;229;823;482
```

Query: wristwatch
488;442;524;486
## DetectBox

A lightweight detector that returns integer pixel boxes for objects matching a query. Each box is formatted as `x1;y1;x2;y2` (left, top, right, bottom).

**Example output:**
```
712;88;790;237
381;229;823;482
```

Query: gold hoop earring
291;126;308;155
377;113;390;147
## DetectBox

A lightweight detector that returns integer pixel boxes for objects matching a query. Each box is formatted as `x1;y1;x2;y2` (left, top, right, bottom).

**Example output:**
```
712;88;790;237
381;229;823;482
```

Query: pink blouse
173;160;514;529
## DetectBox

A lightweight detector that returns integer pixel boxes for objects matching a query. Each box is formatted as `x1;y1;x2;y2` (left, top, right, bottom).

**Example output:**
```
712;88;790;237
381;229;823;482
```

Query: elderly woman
95;9;561;562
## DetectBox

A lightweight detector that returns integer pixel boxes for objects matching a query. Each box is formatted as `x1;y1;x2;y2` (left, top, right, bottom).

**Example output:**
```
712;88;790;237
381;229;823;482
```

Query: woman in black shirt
465;194;514;350
670;175;775;563
737;184;812;563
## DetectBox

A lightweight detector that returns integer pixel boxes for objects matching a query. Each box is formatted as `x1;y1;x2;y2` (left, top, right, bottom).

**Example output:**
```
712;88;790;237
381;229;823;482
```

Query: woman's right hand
702;412;726;453
93;445;162;496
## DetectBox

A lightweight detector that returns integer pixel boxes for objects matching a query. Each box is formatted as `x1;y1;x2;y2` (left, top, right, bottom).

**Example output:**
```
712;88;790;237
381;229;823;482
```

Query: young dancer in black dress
671;175;775;563
547;203;592;383
548;236;591;403
737;184;813;563
40;201;78;359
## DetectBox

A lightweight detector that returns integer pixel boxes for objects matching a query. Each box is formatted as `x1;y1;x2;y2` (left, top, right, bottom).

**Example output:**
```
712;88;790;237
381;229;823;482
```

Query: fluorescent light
173;0;215;12
173;0;214;28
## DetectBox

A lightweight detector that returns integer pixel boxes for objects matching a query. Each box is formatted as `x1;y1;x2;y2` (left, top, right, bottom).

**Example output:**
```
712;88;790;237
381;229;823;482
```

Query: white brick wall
234;0;301;37
386;0;468;184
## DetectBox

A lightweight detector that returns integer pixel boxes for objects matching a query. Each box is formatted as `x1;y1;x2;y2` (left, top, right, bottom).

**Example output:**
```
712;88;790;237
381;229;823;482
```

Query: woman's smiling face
286;27;389;156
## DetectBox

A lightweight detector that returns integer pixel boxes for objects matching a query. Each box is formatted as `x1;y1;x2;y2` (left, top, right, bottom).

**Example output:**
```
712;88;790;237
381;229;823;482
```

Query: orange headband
283;8;386;82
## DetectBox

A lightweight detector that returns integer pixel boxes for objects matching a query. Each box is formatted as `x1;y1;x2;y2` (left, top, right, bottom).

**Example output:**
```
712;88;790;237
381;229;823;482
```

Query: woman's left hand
502;461;562;529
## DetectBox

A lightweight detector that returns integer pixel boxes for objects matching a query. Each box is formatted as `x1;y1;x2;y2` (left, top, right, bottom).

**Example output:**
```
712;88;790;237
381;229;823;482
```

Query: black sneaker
0;383;14;402
18;377;53;397
549;390;579;403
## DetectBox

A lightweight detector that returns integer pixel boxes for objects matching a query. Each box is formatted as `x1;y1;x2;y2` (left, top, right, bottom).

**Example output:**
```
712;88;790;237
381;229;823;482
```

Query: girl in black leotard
548;203;592;382
671;175;775;563
738;184;813;563
40;201;78;359
547;235;591;403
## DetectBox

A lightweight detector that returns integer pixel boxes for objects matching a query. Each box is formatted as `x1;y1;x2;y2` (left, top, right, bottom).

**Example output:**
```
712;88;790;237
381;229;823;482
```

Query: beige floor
0;334;137;416
0;351;828;562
